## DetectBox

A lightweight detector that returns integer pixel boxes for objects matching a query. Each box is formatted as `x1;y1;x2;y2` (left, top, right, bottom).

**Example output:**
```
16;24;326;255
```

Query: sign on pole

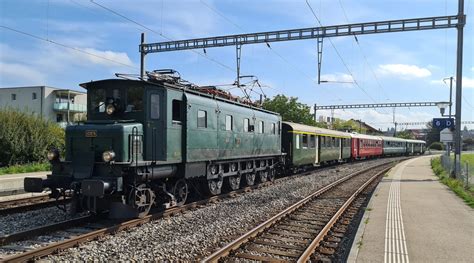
440;128;454;143
433;118;454;130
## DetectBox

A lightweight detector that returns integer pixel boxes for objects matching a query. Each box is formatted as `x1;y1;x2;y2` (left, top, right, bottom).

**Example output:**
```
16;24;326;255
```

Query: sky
1;0;473;131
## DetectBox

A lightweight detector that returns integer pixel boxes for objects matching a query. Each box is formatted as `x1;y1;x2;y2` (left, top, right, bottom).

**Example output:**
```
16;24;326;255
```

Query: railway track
203;161;394;262
0;158;402;262
0;194;70;216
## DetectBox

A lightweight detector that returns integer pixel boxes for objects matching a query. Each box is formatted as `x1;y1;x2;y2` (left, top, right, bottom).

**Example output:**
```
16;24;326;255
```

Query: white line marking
384;160;411;263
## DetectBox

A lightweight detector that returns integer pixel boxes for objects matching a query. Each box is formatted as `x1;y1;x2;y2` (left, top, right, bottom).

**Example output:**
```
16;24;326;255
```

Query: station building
0;86;87;127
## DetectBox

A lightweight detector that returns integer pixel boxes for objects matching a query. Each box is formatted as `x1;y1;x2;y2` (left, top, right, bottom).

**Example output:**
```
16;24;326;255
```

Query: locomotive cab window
150;94;160;119
172;100;182;123
197;110;207;128
271;123;276;134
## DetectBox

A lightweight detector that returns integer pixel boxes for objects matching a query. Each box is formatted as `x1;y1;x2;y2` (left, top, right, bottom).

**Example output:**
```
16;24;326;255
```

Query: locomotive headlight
105;104;116;115
47;149;59;161
102;150;116;162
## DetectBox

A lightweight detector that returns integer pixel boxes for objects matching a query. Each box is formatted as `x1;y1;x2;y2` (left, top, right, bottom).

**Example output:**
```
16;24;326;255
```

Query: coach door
146;89;165;162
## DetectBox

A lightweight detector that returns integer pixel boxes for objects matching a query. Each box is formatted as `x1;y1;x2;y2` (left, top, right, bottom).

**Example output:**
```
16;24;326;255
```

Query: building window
32;92;37;100
197;110;207;128
11;94;16;101
225;115;233;131
271;123;276;134
150;94;160;119
172;100;182;122
56;114;63;122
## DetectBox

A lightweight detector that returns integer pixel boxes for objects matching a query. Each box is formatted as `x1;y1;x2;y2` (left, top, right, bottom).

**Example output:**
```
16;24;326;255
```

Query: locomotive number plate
85;130;97;137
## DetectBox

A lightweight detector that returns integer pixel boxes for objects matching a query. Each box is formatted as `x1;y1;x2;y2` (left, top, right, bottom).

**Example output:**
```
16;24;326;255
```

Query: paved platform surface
348;156;474;263
0;171;48;196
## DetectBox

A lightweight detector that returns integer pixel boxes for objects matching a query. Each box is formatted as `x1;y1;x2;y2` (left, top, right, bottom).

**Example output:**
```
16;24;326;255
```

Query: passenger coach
282;122;351;169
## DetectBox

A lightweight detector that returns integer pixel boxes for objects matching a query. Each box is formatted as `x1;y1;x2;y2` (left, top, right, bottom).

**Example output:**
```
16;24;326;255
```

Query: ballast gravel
42;159;397;261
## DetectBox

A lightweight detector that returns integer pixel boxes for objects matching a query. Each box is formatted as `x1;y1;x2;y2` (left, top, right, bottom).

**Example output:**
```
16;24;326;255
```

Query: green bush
429;142;444;150
0;162;50;175
0;108;64;166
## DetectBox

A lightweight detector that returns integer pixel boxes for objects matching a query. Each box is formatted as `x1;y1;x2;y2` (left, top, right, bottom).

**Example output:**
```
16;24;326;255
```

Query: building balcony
53;102;87;112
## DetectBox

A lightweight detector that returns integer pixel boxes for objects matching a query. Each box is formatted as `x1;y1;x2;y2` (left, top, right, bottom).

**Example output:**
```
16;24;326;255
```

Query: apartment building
0;86;87;127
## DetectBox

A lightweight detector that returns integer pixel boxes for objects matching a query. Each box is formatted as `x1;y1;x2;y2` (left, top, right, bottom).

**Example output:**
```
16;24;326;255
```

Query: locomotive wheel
128;184;155;218
267;168;275;182
172;179;188;206
208;178;223;195
258;170;268;183
228;174;241;191
245;173;256;186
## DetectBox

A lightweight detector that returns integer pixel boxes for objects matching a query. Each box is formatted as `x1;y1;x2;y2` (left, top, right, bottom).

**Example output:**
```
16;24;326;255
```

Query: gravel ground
0;204;80;236
43;158;399;261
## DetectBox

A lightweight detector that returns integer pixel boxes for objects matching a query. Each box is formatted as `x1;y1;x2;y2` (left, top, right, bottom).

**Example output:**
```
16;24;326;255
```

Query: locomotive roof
80;78;280;116
283;121;351;138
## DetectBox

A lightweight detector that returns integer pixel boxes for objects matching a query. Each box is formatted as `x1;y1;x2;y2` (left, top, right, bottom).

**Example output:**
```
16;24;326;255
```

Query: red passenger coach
350;134;383;159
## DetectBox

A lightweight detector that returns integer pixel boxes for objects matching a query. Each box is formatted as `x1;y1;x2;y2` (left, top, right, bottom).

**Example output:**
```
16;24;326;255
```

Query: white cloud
462;77;474;88
0;62;46;86
319;73;354;84
73;48;134;67
377;64;432;79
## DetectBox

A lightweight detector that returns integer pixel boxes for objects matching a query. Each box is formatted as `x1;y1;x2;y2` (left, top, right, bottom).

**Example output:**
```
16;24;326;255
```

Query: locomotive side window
271;123;276;134
258;121;264;133
150;94;160;119
172;100;182;122
244;118;253;132
225;115;233;131
197;110;207;128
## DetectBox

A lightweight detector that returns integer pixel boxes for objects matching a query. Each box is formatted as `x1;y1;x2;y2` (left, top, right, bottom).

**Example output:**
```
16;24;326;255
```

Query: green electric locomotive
25;70;282;218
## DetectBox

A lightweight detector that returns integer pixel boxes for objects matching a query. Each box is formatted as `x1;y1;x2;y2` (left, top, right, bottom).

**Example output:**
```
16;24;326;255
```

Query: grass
0;162;50;176
431;157;474;208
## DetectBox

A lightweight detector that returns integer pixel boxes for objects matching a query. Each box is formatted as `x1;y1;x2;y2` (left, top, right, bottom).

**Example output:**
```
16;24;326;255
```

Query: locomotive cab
24;79;180;218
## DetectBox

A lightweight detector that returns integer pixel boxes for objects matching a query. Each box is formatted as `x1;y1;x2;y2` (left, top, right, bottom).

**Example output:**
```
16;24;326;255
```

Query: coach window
225;115;233;131
295;134;300;149
271;123;276;134
258;121;264;133
150;94;160;119
310;135;316;148
197;110;207;128
32;92;37;100
11;94;16;101
302;134;308;149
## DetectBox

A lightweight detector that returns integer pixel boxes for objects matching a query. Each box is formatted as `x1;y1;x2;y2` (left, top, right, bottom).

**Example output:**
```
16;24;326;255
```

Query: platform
0;171;48;196
348;156;474;263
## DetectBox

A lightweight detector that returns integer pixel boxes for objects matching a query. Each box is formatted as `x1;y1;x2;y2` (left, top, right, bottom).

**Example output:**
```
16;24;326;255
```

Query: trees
332;119;367;133
425;121;440;146
395;130;415;139
262;95;326;127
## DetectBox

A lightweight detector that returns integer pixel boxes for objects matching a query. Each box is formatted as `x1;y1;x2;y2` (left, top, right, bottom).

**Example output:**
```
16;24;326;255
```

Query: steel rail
297;166;391;262
0;215;94;246
0;158;403;262
203;161;395;262
0;194;50;208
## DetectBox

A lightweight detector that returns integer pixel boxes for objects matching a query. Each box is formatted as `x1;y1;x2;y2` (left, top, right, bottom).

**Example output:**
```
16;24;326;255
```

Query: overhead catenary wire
90;0;236;73
0;25;137;69
305;0;379;104
199;0;346;104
